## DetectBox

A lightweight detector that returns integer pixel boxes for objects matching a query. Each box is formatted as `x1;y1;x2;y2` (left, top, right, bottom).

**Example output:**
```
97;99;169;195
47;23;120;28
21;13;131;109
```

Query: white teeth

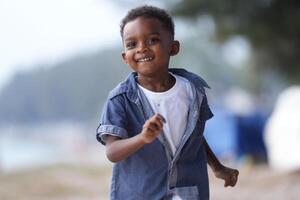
138;57;153;62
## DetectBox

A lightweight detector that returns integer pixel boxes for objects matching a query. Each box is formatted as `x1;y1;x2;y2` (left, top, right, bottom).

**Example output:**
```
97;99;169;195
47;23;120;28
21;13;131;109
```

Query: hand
140;113;165;144
214;165;239;187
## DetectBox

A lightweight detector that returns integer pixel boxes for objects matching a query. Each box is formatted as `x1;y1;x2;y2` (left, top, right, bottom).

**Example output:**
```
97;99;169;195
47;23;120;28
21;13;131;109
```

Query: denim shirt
97;68;213;200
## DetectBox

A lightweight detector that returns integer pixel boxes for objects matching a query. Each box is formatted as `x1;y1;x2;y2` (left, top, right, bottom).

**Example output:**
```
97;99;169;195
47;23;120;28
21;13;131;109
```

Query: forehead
123;17;171;39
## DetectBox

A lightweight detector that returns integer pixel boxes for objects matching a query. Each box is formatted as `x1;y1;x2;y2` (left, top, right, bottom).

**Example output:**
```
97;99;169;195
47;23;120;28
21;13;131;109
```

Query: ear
121;52;127;64
170;40;180;56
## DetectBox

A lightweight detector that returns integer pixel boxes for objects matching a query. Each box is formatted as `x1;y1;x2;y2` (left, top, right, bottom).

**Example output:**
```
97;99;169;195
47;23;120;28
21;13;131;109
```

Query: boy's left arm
203;138;239;187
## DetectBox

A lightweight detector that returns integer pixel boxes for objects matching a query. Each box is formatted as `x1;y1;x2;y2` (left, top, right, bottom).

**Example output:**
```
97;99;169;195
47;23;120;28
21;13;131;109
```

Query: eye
125;41;136;49
147;37;160;45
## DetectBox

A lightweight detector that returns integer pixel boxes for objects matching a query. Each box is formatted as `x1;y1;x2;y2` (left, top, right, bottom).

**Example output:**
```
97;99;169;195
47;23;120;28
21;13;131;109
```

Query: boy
97;5;239;200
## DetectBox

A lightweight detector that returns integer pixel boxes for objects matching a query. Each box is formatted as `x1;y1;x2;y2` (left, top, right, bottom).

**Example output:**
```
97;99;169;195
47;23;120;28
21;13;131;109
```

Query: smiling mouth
137;57;154;63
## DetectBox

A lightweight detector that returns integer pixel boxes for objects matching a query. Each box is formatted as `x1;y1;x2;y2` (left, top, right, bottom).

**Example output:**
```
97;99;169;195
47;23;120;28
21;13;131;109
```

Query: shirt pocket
171;186;199;200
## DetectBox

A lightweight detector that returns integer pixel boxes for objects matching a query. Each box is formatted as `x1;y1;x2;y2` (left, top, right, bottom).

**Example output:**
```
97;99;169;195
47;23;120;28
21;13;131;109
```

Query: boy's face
122;17;179;78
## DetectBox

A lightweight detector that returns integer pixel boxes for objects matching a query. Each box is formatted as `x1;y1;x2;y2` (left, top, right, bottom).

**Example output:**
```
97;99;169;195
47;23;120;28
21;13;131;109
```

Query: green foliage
170;0;300;83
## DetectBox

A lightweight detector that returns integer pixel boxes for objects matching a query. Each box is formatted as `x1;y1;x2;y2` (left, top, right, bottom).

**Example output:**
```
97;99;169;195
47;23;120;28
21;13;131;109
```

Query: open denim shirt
97;68;213;200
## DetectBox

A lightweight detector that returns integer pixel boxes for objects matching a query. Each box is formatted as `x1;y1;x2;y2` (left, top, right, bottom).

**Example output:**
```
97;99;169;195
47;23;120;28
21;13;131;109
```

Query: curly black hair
120;5;175;39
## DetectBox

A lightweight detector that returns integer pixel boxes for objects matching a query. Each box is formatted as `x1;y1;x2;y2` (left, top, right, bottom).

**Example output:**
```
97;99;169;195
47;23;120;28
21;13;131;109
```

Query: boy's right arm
105;113;165;162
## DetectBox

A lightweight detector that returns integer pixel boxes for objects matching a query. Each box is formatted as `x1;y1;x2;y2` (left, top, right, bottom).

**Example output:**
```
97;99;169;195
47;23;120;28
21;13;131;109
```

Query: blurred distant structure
265;86;300;171
205;87;268;164
170;0;300;84
235;112;267;163
225;88;268;163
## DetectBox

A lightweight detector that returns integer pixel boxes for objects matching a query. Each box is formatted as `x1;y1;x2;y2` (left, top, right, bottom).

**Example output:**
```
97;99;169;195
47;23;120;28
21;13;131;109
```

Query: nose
136;42;148;53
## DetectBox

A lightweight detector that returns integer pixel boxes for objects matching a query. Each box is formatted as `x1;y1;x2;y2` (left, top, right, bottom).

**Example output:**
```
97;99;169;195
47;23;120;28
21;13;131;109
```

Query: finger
144;121;161;133
224;180;230;187
229;173;238;187
232;173;238;185
148;117;164;130
234;169;239;176
232;170;239;180
154;113;166;123
143;125;155;133
156;119;164;129
225;180;235;187
147;124;159;132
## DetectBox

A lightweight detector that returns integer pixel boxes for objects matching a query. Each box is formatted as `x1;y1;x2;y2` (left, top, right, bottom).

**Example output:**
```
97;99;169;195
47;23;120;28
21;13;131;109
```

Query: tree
170;0;300;83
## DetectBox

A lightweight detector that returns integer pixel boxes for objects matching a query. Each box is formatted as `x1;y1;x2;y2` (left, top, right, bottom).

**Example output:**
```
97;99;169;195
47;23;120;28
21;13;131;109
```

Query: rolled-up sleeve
96;95;128;145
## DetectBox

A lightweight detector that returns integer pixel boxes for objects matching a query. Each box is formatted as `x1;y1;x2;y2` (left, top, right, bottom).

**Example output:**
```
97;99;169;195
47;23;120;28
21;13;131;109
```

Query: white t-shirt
138;73;193;155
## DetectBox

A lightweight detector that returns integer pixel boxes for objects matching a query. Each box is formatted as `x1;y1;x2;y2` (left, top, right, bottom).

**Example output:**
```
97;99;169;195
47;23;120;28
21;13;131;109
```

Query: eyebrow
124;32;161;42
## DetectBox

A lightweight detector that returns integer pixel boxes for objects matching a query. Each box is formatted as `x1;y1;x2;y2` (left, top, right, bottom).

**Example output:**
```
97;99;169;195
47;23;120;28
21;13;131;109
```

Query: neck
137;73;175;92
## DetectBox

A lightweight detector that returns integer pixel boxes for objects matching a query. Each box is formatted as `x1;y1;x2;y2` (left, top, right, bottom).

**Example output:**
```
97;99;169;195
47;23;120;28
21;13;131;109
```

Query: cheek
155;45;172;56
123;52;133;63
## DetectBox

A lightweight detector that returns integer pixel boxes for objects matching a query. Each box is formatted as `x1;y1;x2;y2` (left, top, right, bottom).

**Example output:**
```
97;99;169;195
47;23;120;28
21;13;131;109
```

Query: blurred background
1;0;299;199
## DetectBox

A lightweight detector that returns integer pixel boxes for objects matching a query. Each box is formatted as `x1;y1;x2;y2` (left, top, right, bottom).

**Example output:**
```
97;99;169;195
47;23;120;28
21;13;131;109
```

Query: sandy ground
1;163;299;200
209;165;300;200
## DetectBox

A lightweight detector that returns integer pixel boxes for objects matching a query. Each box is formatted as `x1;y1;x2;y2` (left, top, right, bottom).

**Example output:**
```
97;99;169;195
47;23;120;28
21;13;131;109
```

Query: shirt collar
108;68;210;103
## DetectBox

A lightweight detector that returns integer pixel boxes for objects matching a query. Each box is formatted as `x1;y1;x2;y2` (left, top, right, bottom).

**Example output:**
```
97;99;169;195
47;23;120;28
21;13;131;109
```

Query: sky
0;0;127;90
0;0;249;92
